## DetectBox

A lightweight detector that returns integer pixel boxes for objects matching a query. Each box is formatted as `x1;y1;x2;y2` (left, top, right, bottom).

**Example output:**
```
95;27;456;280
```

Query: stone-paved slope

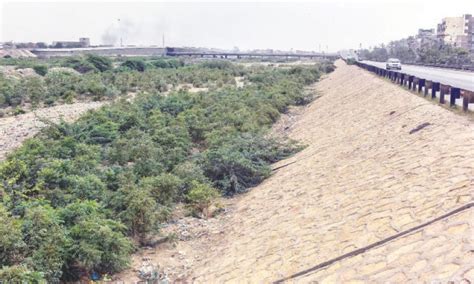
189;60;474;282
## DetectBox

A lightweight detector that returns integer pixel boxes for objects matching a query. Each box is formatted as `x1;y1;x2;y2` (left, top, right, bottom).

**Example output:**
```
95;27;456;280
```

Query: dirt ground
116;60;473;283
0;101;105;161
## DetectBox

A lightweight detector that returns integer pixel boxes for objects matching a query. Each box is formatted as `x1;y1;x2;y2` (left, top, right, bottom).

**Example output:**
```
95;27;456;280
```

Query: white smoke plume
101;18;137;46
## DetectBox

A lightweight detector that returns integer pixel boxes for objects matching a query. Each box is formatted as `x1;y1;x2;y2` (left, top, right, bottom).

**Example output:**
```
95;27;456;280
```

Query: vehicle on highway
386;58;402;70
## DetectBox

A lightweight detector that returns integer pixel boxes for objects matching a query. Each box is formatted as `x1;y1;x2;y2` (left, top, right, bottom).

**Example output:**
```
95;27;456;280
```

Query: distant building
437;14;474;51
415;28;438;49
52;37;90;48
418;28;435;38
79;38;90;47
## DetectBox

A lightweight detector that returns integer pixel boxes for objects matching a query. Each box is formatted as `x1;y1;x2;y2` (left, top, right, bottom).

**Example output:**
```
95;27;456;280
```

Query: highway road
361;60;474;92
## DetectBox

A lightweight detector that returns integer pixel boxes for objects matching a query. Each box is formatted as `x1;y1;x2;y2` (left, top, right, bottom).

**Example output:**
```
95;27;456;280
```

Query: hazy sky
1;0;472;51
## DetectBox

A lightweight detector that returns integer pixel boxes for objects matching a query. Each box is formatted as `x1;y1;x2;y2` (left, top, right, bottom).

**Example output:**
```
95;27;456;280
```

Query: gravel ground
0;101;106;161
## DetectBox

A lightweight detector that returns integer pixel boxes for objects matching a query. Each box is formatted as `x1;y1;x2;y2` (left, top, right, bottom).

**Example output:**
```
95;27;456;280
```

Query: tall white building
437;14;474;52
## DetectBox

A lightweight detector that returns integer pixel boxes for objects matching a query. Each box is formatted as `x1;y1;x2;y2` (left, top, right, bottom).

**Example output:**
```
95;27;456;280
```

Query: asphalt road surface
361;60;474;92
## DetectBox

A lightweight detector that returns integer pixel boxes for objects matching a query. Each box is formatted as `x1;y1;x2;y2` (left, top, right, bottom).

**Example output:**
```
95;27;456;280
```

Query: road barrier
401;61;474;72
353;61;474;112
354;59;474;71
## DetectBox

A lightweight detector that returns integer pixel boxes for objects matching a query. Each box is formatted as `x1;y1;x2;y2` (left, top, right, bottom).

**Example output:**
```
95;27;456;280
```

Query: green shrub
86;80;108;100
200;60;233;70
151;58;184;69
20;77;47;106
172;161;209;194
33;65;48;76
139;173;182;205
62;57;96;74
63;90;76;104
21;204;68;282
121;58;147;72
13;106;26;115
185;181;219;218
45;97;56;106
85;54;112;72
202;133;301;195
112;185;160;242
0;204;25;266
0;78;13;106
45;70;80;100
56;200;133;278
0;265;45;282
69;174;107;201
66;215;133;275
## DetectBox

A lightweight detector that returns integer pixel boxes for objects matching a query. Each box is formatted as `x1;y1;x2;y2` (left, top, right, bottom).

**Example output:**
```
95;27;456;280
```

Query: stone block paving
189;61;474;282
297;209;473;282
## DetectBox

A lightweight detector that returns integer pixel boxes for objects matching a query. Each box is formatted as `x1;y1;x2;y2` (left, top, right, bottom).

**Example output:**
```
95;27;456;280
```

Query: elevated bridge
166;50;339;60
29;46;338;60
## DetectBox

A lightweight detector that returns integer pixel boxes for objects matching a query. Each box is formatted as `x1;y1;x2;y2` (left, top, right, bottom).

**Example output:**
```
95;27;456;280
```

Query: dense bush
0;60;333;280
16;77;47;107
200;60;234;70
185;181;219;217
60;54;113;74
45;70;81;101
33;65;48;76
120;58;147;72
62;57;97;74
0;265;45;282
151;58;184;69
0;75;14;106
84;54;113;72
0;204;25;266
0;57;249;109
201;133;302;195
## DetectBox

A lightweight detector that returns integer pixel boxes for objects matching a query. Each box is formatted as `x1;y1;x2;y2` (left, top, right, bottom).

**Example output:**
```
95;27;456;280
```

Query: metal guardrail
356;60;474;71
402;62;474;72
353;61;474;112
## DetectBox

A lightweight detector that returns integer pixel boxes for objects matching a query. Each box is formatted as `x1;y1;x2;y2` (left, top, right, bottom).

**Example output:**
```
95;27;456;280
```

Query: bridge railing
352;61;474;112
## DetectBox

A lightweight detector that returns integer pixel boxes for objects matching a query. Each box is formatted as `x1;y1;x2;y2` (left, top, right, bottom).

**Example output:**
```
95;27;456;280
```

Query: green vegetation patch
0;59;334;281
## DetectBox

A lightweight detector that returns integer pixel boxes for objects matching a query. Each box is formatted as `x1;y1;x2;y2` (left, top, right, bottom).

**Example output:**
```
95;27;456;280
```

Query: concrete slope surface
189;60;474;282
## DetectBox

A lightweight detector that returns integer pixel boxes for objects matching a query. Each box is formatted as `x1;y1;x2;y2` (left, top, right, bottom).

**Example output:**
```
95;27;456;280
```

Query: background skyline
1;0;472;51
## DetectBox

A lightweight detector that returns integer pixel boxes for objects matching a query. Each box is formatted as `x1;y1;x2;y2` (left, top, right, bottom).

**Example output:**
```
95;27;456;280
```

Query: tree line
358;38;472;66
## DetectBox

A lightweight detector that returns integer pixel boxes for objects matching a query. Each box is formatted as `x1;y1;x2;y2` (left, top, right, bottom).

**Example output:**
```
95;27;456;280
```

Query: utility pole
117;18;122;47
162;33;166;57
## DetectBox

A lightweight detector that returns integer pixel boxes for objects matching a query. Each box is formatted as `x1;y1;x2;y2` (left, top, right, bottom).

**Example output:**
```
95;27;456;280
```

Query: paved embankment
183;60;473;282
